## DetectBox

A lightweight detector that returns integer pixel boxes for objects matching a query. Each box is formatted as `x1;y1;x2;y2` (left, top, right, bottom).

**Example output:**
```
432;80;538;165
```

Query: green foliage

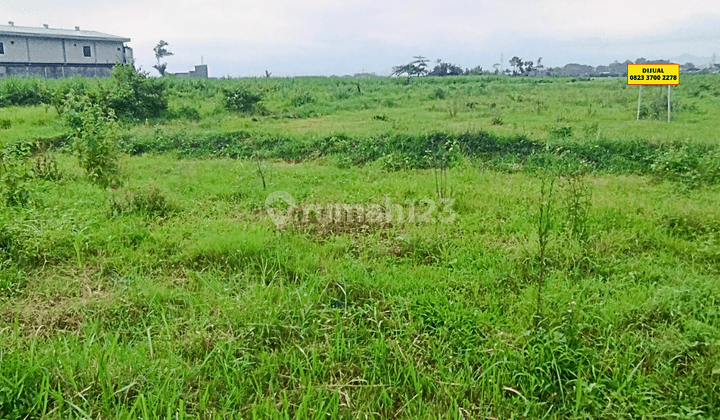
0;77;51;107
652;144;720;188
105;64;167;120
430;88;446;99
290;91;314;107
164;105;201;121
560;171;592;240
0;144;33;207
62;95;122;188
2;73;720;419
222;85;264;113
549;123;573;139
109;184;176;218
153;40;173;76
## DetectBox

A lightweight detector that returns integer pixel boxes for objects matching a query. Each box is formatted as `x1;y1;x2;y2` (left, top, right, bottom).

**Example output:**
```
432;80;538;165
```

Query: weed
223;85;264;113
109;184;176;218
491;115;504;125
535;173;557;326
549;123;573;139
0;146;33;207
561;171;592;240
63;95;122;188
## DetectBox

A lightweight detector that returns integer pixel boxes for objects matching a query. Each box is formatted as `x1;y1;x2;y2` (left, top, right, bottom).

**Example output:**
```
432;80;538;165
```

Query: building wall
60;40;126;64
27;38;65;63
0;36;126;66
175;65;209;78
0;64;113;78
0;35;30;62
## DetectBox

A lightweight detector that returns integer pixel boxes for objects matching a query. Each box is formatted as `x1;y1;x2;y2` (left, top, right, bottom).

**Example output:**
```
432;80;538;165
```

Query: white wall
0;36;30;62
27;38;65;63
95;41;126;64
0;37;126;65
65;39;99;64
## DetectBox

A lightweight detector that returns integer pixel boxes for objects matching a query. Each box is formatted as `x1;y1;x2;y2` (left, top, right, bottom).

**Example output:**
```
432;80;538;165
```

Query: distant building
174;64;208;78
0;22;132;78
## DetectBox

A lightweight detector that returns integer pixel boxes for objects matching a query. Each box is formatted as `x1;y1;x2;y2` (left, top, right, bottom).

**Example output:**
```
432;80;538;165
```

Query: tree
464;65;484;75
392;56;431;77
523;60;534;75
429;60;463;76
509;56;523;75
153;40;173;76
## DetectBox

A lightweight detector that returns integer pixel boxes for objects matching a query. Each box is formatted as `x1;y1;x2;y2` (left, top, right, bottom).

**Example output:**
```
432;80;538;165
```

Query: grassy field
1;71;719;419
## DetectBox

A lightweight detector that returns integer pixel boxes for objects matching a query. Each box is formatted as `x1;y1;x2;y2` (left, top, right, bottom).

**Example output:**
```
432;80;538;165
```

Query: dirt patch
0;268;113;337
2;301;84;337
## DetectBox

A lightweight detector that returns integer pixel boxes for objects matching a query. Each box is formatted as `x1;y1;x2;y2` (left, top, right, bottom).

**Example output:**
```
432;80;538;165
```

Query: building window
0;42;4;55
83;46;91;57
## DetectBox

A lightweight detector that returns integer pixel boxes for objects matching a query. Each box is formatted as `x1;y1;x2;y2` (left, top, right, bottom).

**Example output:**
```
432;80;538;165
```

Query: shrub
652;145;720;188
290;91;314;107
62;95;122;188
105;64;167;120
0;142;34;207
0;77;51;107
549;123;573;139
431;88;446;99
109;185;176;218
223;85;264;113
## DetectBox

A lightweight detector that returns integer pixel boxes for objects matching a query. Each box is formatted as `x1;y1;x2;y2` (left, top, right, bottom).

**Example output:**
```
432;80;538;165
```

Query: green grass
1;73;719;419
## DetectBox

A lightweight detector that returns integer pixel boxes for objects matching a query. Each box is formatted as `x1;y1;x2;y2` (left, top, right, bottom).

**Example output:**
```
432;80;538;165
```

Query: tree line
392;56;719;78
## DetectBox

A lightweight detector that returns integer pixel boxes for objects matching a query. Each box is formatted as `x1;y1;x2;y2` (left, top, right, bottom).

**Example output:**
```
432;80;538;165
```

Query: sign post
627;63;679;122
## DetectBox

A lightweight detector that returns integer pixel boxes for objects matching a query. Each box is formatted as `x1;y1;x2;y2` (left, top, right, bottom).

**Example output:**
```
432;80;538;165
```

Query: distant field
1;72;719;419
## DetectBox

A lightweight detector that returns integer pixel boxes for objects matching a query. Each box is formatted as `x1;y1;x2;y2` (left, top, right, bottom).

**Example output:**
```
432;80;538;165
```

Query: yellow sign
627;64;679;85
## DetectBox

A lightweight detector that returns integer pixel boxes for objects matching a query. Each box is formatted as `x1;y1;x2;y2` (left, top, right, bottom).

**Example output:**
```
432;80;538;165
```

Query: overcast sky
2;0;719;77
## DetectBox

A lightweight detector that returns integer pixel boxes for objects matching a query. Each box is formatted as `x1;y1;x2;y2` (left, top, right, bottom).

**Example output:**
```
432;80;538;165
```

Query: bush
109;185;176;218
105;64;167;120
431;88;446;99
291;91;314;107
652;145;720;188
223;85;264;113
62;94;122;188
549;123;573;139
0;77;51;107
163;105;201;121
0;143;33;207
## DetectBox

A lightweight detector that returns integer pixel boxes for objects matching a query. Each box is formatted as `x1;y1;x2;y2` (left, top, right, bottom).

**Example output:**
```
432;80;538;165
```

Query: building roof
0;24;130;42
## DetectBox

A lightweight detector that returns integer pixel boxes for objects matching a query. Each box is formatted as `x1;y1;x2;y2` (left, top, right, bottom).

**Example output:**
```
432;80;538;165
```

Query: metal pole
637;85;642;120
667;85;671;123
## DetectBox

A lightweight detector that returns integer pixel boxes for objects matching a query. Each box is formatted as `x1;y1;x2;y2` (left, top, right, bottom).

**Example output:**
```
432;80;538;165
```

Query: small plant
223;85;264;113
109;184;176;218
446;95;465;118
561;171;592;240
290;91;314;107
549;123;572;139
0;119;11;129
62;95;123;188
491;115;504;125
535;173;557;326
0;156;32;207
431;88;446;99
31;140;62;181
254;154;266;190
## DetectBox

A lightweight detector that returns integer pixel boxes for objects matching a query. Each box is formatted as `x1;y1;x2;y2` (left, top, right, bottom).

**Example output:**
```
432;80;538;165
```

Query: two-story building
0;22;132;78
